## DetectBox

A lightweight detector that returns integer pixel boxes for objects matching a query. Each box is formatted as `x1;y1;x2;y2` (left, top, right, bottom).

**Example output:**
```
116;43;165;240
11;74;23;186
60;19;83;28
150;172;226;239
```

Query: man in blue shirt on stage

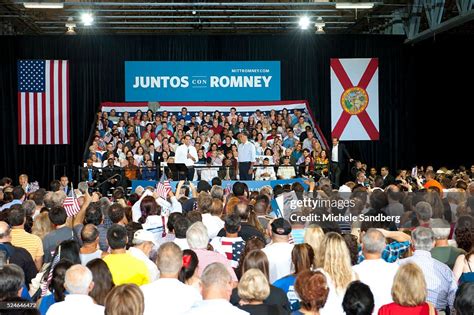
237;133;256;181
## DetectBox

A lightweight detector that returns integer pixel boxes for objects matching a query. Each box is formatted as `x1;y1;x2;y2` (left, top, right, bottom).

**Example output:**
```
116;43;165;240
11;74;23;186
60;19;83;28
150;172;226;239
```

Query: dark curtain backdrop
0;34;471;186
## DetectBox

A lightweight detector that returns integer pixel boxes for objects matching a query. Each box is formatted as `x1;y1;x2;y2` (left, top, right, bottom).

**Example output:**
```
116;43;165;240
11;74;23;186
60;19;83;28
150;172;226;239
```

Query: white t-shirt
201;213;225;239
128;247;160;282
262;242;294;283
46;295;104;315
175;144;198;167
352;258;399;314
141;278;202;315
184;299;248;315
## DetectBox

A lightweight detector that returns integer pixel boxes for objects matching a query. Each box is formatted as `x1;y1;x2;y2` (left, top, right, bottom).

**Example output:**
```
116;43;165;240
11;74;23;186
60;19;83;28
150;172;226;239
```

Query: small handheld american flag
156;173;171;199
63;183;81;217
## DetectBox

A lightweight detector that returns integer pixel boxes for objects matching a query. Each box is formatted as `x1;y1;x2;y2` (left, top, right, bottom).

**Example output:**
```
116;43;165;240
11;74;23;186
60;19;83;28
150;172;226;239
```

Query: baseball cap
271;218;292;236
133;229;158;247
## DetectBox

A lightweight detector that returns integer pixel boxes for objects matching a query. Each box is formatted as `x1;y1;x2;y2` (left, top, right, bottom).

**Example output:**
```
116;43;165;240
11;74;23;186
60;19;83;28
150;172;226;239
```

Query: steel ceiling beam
62;9;342;13
46;2;343;7
56;15;355;19
405;9;474;43
35;20;354;25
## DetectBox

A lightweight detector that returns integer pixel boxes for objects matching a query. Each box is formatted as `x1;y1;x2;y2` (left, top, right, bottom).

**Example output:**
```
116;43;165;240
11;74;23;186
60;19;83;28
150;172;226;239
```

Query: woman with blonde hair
304;224;324;254
379;263;436;315
105;284;144;315
316;232;357;315
31;212;54;240
237;268;286;315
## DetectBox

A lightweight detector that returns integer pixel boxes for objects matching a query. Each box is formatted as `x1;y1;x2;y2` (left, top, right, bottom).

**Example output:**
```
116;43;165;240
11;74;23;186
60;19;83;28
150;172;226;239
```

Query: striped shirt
11;228;44;260
398;250;457;310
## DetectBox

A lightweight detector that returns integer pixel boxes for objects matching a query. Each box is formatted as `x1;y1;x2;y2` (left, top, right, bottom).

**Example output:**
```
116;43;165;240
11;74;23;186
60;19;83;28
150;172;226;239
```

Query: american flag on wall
17;60;70;145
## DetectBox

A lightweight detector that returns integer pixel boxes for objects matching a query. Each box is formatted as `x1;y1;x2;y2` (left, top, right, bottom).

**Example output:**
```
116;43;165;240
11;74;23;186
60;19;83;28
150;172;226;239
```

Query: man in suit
381;166;395;188
218;158;237;180
100;158;124;196
59;176;71;196
330;137;353;188
81;159;99;183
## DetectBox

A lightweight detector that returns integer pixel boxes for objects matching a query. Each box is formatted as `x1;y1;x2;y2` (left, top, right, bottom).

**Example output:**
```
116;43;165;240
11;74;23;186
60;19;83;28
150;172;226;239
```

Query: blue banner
125;61;280;101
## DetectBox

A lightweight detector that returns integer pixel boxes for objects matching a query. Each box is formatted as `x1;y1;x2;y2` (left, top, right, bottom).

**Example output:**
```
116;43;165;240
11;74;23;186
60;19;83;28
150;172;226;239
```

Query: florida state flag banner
330;58;379;141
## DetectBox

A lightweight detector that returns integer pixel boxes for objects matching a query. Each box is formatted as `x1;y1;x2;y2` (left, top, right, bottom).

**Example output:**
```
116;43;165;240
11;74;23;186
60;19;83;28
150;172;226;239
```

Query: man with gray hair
399;227;457;313
210;185;224;201
47;265;104;315
430;219;465;269
415;201;433;227
184;262;248;315
141;242;201;315
353;228;399;314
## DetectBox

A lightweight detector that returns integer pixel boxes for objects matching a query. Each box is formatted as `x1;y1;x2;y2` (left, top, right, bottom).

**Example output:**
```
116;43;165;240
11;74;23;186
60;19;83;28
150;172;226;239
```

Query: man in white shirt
47;265;104;315
353;228;398;314
200;157;218;182
175;134;199;180
184;262;248;315
255;158;276;180
141;242;202;315
237;133;256;180
172;215;191;250
129;230;160;282
277;156;296;179
262;218;295;283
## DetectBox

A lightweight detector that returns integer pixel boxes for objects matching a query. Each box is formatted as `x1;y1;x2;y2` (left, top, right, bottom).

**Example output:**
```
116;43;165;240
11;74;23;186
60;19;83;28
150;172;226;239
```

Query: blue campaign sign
125;61;280;101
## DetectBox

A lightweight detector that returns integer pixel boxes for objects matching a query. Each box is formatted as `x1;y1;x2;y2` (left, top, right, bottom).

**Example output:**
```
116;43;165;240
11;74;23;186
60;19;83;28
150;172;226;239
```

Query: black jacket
331;143;352;168
81;166;99;182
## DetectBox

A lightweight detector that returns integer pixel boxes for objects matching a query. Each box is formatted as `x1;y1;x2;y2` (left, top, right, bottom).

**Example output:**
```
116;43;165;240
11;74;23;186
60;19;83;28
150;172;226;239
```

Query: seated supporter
277;156;296;179
200;157;218;182
141;160;157;181
255;158;277;181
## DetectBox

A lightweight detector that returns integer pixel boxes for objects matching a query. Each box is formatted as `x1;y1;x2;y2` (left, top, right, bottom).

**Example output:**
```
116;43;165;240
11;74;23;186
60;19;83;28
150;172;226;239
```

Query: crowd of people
0;164;473;315
83;107;334;195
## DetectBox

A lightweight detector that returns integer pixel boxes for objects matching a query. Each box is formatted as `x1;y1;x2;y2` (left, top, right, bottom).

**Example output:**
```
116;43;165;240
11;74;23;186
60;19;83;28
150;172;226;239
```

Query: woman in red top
378;263;437;315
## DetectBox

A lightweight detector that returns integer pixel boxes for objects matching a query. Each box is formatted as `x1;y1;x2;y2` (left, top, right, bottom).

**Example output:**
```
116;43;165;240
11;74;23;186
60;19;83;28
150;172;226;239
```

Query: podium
167;163;188;181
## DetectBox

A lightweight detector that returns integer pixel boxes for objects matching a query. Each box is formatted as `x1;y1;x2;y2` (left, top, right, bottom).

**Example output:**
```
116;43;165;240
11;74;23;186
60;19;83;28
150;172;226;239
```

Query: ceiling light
23;2;64;9
65;17;76;35
315;17;326;34
299;16;311;30
81;13;94;26
336;2;375;9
